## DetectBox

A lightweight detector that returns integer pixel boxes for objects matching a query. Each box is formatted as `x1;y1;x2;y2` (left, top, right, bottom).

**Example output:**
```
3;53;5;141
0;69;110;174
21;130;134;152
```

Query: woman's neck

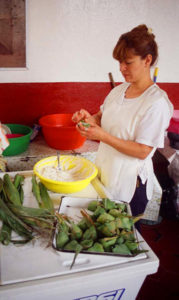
125;78;154;98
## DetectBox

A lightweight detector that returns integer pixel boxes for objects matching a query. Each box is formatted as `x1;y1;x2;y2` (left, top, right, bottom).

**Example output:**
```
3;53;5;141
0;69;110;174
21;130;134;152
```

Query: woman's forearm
101;131;153;159
76;111;153;159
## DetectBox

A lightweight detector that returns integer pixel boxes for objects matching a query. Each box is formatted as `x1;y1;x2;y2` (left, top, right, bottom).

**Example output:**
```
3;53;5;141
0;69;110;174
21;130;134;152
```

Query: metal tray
52;196;141;258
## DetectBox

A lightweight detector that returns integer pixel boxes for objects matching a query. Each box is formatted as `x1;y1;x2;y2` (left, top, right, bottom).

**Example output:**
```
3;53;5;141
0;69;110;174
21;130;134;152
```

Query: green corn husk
115;216;133;231
120;230;135;241
96;212;115;224
60;220;70;234
87;242;104;253
93;206;106;218
116;236;125;245
13;174;25;189
63;239;83;269
56;213;71;229
116;203;127;212
80;239;93;249
63;240;82;252
132;214;144;224
108;209;122;218
82;225;97;241
23;217;55;231
0;197;33;239
87;200;100;212
112;243;132;255
132;248;148;255
0;177;3;193
99;236;117;249
13;174;25;205
9;204;54;219
121;217;133;231
31;175;42;207
115;217;123;228
80;209;94;226
10;238;33;245
8;204;56;232
3;174;21;206
97;221;116;237
77;217;89;231
56;229;69;249
39;182;54;213
125;240;139;251
0;175;56;244
102;198;116;210
70;223;83;240
18;184;24;205
0;222;12;245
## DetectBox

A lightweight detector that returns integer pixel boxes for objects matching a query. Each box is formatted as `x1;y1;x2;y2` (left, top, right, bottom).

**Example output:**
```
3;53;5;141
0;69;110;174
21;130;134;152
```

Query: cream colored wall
0;0;179;83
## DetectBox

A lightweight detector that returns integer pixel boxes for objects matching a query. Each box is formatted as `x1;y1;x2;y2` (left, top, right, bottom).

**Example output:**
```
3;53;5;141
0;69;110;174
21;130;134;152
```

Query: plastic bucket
2;124;33;156
39;114;86;150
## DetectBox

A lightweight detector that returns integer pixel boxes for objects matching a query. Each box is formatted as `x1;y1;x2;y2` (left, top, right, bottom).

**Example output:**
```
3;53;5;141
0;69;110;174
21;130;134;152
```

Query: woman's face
119;52;151;83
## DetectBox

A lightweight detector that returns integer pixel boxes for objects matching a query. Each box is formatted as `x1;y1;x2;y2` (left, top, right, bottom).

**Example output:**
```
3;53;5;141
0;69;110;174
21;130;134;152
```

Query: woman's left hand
76;120;105;141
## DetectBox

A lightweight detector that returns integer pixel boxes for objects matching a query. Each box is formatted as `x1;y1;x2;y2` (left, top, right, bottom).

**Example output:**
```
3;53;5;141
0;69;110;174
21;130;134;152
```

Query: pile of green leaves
0;173;147;266
0;174;56;245
55;198;147;267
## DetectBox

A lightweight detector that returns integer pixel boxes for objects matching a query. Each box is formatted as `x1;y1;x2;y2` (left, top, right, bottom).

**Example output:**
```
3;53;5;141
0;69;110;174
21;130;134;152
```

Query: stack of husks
0;173;146;269
0;174;55;245
55;198;146;269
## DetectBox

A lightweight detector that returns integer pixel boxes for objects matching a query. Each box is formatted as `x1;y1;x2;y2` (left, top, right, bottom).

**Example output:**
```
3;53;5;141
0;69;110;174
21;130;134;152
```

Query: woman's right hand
72;109;91;124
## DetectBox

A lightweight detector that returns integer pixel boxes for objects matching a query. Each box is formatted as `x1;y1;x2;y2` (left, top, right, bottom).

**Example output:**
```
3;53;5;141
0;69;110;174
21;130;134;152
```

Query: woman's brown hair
113;24;158;66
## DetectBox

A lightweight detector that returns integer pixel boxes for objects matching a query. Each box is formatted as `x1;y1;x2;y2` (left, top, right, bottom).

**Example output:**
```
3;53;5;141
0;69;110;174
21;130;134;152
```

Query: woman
72;24;173;227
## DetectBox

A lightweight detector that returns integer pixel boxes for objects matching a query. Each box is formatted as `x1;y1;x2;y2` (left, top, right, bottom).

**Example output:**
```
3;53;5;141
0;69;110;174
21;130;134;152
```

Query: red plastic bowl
39;113;86;150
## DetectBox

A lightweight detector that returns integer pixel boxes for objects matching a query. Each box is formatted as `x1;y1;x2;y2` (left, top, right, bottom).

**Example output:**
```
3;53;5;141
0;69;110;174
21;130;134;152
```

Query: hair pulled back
113;24;158;66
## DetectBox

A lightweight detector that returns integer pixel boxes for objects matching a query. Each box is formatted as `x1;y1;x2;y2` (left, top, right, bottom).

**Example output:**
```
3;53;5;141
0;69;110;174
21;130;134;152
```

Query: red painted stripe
0;82;178;126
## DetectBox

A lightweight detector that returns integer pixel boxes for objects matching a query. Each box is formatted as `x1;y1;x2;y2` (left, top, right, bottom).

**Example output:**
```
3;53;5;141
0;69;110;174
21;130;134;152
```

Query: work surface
5;132;174;171
4;134;174;223
5;134;99;171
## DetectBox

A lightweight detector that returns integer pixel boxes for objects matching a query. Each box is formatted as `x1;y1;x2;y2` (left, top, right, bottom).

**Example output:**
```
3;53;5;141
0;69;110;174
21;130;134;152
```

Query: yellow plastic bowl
33;155;98;193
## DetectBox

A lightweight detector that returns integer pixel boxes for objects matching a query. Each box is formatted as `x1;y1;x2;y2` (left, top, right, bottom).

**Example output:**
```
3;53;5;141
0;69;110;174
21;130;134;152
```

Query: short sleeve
136;98;172;148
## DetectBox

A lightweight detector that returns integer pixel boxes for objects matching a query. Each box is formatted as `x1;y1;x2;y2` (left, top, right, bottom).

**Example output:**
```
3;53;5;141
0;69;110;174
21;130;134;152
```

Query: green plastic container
2;124;33;156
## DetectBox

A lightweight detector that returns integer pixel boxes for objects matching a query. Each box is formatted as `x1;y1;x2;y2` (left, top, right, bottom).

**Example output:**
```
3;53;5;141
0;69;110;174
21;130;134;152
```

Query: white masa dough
40;164;87;182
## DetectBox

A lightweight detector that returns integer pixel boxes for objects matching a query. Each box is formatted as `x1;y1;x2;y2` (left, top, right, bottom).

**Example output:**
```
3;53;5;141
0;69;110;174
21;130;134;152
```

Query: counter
5;133;174;170
5;134;99;171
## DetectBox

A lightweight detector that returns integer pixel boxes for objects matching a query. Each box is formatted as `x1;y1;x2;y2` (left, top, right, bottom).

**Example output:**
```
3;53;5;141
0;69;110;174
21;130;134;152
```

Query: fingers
76;122;88;131
72;109;91;123
72;112;80;123
76;122;89;135
72;110;84;123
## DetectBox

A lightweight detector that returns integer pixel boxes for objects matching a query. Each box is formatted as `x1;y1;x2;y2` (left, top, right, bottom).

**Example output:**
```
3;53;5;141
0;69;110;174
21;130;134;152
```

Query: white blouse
95;82;173;202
